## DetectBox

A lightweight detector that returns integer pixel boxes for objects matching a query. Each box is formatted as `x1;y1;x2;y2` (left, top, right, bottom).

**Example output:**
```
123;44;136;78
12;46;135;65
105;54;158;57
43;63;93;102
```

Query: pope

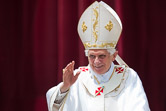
46;1;150;111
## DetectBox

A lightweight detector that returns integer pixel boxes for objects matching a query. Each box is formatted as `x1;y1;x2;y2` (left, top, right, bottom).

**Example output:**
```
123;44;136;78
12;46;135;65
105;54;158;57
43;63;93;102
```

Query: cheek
88;58;93;64
104;58;112;66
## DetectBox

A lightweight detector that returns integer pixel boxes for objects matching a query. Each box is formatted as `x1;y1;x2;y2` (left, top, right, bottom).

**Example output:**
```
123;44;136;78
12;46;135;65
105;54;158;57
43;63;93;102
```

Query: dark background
0;0;166;111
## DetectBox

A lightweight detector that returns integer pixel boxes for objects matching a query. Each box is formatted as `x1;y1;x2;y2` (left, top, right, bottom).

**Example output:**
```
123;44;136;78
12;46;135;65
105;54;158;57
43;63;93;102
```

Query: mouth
94;65;103;69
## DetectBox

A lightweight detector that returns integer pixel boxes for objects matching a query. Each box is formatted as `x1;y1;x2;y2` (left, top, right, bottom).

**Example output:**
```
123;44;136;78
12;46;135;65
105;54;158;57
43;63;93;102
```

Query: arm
46;61;80;111
46;83;63;111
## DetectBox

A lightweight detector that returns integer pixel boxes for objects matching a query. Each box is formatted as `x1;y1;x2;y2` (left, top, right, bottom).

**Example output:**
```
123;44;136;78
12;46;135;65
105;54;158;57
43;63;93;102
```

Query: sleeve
54;89;68;104
46;82;68;111
124;68;151;111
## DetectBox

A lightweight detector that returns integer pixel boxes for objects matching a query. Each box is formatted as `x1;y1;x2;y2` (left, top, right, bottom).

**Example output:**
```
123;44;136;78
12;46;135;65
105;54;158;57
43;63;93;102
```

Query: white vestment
46;64;150;111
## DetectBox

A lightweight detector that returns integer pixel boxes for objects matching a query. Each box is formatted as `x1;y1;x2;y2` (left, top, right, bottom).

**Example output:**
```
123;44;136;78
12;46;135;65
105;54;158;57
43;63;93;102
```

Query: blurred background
0;0;166;111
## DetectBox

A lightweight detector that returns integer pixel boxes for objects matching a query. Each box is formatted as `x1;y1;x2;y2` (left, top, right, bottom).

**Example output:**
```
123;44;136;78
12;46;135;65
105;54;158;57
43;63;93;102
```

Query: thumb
75;71;81;77
72;71;81;83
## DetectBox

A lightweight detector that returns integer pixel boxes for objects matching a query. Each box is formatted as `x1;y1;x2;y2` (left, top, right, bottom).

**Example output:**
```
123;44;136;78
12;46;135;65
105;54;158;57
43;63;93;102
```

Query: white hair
84;49;116;56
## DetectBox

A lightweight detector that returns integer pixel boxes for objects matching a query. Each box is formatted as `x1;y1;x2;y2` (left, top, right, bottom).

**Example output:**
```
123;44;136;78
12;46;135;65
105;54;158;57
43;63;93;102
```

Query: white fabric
46;65;150;111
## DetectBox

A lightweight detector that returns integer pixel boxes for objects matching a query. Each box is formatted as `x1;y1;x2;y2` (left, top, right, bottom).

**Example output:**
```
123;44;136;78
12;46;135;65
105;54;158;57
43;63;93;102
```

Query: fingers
63;61;75;74
71;61;75;71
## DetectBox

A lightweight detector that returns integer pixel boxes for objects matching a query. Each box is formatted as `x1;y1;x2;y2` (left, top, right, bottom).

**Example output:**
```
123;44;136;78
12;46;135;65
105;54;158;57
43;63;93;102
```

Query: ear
112;51;118;61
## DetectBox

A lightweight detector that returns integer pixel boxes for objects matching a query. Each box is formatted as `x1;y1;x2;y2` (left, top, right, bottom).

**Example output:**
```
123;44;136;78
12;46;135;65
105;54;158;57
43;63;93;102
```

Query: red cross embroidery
79;67;88;72
115;67;124;74
95;86;104;96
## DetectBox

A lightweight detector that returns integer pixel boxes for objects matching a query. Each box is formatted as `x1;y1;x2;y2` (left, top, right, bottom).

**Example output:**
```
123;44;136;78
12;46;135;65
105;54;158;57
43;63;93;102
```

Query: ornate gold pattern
92;7;99;42
105;21;113;31
84;42;117;48
82;21;87;33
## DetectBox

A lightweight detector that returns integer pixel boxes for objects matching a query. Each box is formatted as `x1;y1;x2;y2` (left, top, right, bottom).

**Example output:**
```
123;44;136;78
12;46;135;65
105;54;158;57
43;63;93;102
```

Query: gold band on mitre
83;42;117;49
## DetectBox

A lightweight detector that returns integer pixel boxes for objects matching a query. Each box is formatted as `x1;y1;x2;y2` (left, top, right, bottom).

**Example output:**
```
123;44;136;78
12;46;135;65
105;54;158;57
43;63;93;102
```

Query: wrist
60;83;69;93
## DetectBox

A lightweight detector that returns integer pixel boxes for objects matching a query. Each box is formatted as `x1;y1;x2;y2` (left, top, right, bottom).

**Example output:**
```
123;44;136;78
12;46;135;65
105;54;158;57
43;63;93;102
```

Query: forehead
88;49;108;55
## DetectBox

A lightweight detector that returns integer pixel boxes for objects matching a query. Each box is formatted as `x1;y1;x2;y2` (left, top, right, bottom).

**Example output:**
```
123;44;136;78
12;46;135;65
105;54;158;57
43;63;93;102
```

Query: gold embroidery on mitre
105;21;113;32
82;21;87;33
92;7;99;42
84;42;117;48
99;42;117;48
84;43;97;48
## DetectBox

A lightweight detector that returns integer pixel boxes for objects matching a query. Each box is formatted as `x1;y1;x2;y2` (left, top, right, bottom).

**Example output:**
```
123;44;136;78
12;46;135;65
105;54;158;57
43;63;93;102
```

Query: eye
99;55;106;59
89;55;96;59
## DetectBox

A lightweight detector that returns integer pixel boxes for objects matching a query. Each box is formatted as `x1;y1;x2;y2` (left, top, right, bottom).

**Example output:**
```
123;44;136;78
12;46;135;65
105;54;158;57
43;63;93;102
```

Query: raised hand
60;61;80;93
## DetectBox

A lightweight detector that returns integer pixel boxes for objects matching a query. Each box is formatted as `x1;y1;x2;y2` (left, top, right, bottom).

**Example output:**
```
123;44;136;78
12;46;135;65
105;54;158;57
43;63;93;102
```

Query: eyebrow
89;53;106;55
89;54;107;58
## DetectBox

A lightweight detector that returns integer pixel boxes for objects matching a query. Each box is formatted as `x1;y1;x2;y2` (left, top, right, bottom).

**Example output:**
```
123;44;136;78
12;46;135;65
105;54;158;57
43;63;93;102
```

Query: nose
94;57;100;64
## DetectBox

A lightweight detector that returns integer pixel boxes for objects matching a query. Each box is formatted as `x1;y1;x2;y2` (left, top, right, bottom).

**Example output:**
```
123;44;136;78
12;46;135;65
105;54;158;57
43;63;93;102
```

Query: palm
61;61;80;93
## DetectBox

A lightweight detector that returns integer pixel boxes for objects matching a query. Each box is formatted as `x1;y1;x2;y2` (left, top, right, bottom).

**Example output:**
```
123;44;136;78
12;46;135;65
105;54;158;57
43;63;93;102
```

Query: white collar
89;62;115;84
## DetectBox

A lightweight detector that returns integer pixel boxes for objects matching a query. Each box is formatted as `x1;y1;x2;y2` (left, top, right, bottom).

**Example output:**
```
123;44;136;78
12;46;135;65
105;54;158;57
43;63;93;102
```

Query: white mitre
77;1;122;50
77;1;128;67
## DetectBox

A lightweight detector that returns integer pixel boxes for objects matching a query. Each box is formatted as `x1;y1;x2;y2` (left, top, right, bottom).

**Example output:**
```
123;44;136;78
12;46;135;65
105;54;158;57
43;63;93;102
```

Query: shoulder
124;67;143;88
125;67;140;80
126;67;137;76
114;65;140;85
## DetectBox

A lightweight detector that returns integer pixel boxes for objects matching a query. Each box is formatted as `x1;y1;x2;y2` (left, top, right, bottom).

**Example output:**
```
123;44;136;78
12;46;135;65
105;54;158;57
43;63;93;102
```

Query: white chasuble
46;65;150;111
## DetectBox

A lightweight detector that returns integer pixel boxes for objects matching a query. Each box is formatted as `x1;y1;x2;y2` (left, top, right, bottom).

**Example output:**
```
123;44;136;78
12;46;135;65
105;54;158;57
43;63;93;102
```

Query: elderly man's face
88;49;117;75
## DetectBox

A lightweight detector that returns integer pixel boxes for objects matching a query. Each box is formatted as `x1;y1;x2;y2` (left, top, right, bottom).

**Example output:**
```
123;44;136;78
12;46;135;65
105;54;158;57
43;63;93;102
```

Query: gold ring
63;69;65;73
